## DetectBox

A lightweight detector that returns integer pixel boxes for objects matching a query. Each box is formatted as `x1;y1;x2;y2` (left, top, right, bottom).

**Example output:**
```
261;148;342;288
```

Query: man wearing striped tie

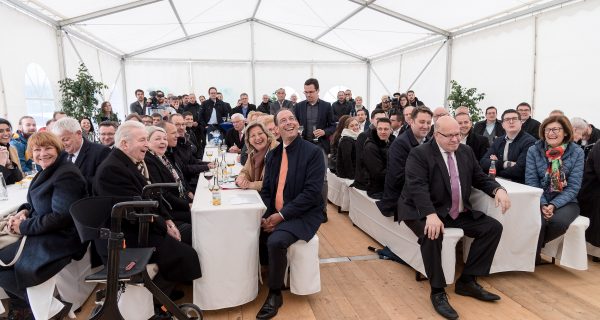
397;116;511;320
257;109;325;319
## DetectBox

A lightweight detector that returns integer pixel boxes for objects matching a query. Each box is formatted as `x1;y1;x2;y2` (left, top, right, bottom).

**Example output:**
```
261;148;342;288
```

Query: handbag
0;212;28;267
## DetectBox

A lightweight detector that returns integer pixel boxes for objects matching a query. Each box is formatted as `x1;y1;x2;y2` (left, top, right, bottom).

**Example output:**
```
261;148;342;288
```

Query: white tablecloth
468;178;543;273
191;148;266;310
0;184;29;217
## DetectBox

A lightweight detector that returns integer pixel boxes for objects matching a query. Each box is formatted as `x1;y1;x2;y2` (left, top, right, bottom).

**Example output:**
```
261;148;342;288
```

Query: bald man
398;116;510;320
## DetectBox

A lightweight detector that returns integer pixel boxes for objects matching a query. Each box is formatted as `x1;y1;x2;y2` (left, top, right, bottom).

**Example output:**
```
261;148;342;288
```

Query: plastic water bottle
488;160;497;179
211;177;221;206
0;172;8;201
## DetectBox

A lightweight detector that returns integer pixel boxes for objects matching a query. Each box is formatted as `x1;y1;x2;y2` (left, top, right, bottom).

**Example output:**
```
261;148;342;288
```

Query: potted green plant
58;63;108;120
447;80;486;122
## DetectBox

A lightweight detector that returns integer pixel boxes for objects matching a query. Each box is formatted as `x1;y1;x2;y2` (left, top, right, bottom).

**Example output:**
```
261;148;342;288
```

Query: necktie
446;152;460;219
275;148;288;212
136;161;145;177
67;154;74;163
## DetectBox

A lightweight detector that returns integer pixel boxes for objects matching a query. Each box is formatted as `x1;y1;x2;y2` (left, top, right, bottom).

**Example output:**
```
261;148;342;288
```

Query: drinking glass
312;125;319;142
203;171;214;188
298;125;304;136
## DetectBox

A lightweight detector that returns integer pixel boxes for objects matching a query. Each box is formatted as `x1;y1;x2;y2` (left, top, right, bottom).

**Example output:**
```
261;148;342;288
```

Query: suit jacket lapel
456;148;470;199
431;141;452;195
75;139;89;167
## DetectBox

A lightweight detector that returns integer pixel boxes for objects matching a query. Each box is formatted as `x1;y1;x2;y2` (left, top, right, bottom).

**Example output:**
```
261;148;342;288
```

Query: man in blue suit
257;109;325;319
293;78;336;222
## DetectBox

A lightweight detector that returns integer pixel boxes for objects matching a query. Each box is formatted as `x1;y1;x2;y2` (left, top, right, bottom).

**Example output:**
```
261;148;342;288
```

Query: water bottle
0;172;8;201
488;160;497;179
211;177;221;206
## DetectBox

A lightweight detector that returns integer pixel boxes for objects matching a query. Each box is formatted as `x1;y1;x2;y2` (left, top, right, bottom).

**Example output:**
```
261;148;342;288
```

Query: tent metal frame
0;0;579;110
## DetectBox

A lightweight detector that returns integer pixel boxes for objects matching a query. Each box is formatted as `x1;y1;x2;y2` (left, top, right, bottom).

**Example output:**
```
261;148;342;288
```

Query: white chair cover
285;235;321;295
542;216;590;270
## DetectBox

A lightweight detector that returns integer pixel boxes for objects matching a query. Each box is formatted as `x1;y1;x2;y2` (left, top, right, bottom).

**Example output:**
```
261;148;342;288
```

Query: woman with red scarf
525;115;585;264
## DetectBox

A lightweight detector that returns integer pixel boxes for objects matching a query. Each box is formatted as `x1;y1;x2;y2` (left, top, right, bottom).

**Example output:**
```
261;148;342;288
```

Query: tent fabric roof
13;0;555;59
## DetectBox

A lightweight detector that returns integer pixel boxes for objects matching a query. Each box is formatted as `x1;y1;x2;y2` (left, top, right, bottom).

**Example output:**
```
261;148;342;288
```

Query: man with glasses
294;78;336;223
398;116;510;320
480;109;536;183
517;102;541;139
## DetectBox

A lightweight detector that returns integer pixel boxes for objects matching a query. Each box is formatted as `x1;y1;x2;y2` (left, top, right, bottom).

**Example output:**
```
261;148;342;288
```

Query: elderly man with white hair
571;117;600;149
225;113;246;153
93;121;202;314
51;117;110;194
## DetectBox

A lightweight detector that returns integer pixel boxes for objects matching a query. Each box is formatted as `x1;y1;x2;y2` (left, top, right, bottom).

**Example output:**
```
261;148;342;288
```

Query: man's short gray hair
231;113;245;121
115;120;146;149
51;117;81;135
571;117;589;130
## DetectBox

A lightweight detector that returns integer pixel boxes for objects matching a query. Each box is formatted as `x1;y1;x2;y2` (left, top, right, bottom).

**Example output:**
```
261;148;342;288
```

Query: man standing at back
129;89;147;115
517;102;541;139
332;91;351;121
200;87;227;133
399;116;510;319
257;109;324;319
270;88;293;115
294;78;336;222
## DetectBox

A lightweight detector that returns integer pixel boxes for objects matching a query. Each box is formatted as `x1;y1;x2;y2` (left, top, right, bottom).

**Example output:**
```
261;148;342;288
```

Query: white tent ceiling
7;0;572;61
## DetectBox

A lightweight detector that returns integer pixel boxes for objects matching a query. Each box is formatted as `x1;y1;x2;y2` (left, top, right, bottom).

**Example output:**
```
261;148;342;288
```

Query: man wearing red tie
398;116;511;320
257;109;325;319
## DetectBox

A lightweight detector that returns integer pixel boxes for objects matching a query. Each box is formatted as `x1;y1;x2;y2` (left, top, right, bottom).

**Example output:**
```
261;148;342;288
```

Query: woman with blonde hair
235;122;279;190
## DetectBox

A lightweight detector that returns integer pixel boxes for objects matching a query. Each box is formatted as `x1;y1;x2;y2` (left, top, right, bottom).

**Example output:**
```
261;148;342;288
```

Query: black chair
70;195;202;319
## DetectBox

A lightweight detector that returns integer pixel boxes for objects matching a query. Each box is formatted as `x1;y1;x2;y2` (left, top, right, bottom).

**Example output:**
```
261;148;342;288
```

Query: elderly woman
525;116;584;262
235;122;279;191
95;101;120;124
144;126;193;237
336;117;361;179
80;117;96;142
0;118;23;185
0;132;86;318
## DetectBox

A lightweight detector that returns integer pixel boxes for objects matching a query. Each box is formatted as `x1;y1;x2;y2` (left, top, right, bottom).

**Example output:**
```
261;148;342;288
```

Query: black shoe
592;256;600;263
455;281;500;301
256;292;283;320
430;292;458;320
322;211;328;223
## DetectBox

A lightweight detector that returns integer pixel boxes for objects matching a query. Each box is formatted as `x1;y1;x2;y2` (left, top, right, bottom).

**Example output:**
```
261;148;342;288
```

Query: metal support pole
370;66;392;98
444;39;453;108
397;54;403;92
121;58;128;116
531;16;538;114
366;60;371;109
188;61;193;93
0;68;7;118
250;21;257;103
408;40;447;90
56;29;66;80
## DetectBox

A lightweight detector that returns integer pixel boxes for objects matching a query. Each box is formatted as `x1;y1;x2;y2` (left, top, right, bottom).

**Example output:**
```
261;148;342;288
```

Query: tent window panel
24;63;55;126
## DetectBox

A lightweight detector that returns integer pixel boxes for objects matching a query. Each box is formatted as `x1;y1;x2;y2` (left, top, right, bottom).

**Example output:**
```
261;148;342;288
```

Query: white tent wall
398;43;448;109
124;60;191;106
450;17;535;118
312;63;367;104
535;0;600;126
369;56;401;109
0;3;60;125
62;35;124;119
254;63;311;102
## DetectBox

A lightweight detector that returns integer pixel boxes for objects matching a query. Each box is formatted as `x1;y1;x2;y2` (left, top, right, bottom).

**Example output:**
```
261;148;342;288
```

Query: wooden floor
68;202;600;319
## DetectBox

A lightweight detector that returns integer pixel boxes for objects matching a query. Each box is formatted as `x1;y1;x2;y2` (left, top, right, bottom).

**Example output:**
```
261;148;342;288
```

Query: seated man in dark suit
455;112;489;161
224;113;246;153
398;116;511;320
481;109;536;183
517;102;541;139
473;106;505;145
51;117;110;195
377;106;432;218
93;120;201;311
257;109;325;319
363;118;394;199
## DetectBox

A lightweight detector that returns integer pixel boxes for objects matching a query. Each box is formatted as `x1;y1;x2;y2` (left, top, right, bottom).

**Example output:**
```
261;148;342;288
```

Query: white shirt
359;121;366;132
69;139;85;163
437;144;464;213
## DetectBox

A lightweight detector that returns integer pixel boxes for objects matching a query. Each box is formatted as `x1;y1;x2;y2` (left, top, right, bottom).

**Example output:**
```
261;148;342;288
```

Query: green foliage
58;63;108;120
447;80;485;122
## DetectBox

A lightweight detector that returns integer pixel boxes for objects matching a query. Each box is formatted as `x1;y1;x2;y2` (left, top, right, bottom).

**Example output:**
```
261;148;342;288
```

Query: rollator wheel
178;303;203;319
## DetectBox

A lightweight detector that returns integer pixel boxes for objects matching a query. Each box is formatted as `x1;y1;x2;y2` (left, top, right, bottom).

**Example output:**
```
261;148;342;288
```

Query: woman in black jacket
0;118;23;185
145;126;192;236
336;117;360;179
363;118;394;199
0;132;87;318
329;115;350;173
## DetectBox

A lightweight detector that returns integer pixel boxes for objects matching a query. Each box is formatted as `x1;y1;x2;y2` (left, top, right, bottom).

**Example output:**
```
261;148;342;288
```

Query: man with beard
10;116;37;172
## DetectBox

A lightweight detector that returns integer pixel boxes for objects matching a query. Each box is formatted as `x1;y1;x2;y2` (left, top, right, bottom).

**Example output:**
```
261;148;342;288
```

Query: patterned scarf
159;154;186;198
545;143;568;192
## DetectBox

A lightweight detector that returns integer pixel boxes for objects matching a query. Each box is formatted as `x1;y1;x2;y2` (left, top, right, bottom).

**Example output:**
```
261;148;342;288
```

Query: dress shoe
593;256;600;263
455;280;500;301
430;292;458;320
256;292;283;319
50;300;72;320
322;211;328;223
